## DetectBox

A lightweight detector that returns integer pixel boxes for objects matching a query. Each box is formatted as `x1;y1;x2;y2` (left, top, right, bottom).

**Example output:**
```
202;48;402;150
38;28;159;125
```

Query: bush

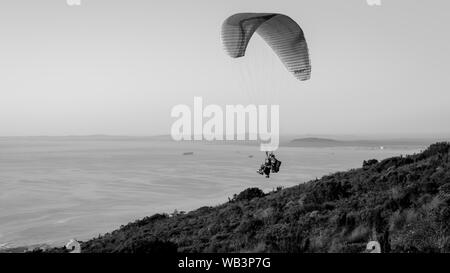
363;159;378;169
235;188;266;202
118;238;178;253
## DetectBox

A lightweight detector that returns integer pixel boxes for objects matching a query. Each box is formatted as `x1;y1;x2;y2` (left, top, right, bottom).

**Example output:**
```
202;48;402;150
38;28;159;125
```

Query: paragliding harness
257;159;272;178
271;156;281;173
257;152;281;178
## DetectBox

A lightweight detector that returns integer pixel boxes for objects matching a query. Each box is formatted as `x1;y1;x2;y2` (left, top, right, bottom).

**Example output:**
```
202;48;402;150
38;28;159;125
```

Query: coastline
4;142;448;253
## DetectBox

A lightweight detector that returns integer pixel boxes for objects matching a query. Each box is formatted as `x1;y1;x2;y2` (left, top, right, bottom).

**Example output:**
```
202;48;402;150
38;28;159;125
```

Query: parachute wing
221;13;311;81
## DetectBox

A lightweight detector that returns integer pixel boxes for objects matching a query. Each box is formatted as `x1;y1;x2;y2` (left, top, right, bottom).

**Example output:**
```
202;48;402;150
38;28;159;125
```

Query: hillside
46;143;450;253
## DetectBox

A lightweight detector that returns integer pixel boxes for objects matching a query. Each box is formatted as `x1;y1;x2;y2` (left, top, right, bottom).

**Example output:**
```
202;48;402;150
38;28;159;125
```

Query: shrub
118;238;177;253
235;188;266;202
363;159;378;169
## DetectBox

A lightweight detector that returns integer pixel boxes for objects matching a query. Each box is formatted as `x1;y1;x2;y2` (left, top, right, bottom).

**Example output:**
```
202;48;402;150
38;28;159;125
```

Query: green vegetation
50;143;450;253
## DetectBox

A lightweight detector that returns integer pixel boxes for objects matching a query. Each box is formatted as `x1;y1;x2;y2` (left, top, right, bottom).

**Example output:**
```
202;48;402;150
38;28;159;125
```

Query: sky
0;0;449;137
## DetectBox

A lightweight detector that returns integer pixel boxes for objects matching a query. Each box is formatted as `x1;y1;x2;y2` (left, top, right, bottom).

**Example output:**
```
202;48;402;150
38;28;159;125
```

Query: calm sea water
0;137;424;248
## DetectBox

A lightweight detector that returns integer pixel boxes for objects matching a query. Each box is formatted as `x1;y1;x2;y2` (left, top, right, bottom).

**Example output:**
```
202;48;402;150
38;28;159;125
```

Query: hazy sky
0;0;449;137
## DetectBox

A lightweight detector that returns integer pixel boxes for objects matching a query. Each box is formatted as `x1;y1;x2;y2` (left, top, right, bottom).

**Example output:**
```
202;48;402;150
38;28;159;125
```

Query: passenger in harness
269;152;281;173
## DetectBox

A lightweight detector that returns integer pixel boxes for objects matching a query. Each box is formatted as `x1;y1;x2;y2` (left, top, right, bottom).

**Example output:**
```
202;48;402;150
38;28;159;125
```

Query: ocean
0;137;425;248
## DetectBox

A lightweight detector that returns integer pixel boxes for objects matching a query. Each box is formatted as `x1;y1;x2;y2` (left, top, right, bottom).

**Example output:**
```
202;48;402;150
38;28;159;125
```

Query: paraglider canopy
221;13;311;81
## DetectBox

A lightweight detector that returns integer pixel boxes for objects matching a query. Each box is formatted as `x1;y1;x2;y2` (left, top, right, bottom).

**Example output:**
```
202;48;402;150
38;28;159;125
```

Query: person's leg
257;164;265;175
264;166;270;178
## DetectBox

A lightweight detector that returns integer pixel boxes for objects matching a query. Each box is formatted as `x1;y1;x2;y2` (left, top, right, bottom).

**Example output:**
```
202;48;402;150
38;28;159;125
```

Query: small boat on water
183;152;194;156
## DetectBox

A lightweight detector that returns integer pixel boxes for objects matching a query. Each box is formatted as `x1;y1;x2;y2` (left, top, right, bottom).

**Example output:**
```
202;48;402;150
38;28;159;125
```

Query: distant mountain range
0;135;444;150
287;137;434;148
